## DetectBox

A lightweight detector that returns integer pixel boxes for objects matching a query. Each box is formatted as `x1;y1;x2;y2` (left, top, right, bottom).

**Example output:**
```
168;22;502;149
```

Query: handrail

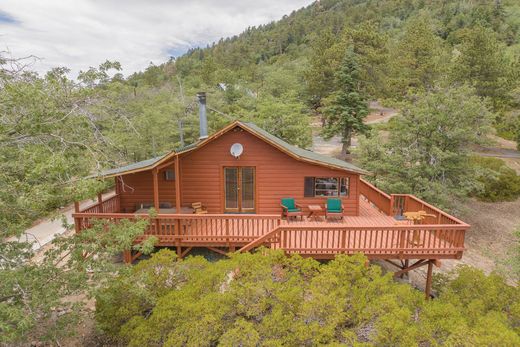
391;194;468;226
359;178;392;215
241;226;281;252
79;193;120;214
73;212;280;219
360;178;391;199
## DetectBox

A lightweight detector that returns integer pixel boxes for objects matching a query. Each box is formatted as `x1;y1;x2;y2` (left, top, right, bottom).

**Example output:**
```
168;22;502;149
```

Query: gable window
304;177;349;197
164;169;175;181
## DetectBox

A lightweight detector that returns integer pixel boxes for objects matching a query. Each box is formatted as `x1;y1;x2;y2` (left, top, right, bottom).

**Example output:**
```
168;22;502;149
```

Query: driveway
12;191;115;251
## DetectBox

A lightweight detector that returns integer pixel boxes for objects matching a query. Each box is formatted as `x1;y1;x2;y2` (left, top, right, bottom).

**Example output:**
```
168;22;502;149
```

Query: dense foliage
2;0;520;343
0;216;155;343
96;249;520;346
356;86;493;206
471;156;520;202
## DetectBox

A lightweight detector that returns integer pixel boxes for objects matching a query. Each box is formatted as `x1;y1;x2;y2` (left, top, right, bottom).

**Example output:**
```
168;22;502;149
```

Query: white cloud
0;0;312;77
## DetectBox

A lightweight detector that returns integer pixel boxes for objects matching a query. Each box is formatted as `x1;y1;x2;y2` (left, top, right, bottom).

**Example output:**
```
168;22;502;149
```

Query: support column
114;177;121;212
123;250;132;264
152;168;159;210
425;260;433;300
175;155;181;213
400;259;409;279
174;155;182;258
74;201;80;233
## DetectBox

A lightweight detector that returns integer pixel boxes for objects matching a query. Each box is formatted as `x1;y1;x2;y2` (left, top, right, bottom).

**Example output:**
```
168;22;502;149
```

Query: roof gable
89;121;369;178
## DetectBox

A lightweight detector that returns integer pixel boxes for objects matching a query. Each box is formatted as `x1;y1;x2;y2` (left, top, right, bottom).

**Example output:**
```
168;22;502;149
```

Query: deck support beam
123;250;132;264
180;247;192;259
74;201;80;233
207;246;230;257
393;259;427;277
425;260;433;300
392;259;439;299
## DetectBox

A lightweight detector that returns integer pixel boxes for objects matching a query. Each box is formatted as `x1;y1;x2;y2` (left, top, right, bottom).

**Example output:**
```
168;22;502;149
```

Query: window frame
164;169;175;181
304;176;350;198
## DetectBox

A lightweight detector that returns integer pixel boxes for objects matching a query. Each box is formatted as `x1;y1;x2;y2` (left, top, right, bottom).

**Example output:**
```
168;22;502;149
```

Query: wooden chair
325;198;344;220
280;198;304;220
191;202;208;214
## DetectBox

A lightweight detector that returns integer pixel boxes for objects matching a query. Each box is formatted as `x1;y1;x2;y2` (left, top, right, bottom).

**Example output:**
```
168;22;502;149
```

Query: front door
224;167;255;213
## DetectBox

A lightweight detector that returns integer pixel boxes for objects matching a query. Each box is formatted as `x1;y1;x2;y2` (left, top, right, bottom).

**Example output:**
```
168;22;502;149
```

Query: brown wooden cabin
74;120;469;298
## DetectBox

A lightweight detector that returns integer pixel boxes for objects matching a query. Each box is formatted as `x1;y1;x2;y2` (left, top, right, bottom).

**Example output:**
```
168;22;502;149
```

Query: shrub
96;249;520;346
471;156;520;202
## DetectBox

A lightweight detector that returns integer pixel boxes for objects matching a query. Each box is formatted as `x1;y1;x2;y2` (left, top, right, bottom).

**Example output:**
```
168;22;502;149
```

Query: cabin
73;94;469;297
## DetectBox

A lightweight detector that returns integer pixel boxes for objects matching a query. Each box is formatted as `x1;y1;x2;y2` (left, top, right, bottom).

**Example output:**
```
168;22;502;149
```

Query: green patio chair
281;197;304;220
325;198;344;220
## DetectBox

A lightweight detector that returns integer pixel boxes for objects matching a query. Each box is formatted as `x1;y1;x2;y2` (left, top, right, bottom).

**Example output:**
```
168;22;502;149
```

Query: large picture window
304;177;349;197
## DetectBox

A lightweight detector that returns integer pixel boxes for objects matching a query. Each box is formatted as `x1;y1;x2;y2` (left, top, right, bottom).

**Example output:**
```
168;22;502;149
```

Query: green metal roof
87;154;167;178
89;121;369;178
88;143;199;178
240;122;370;175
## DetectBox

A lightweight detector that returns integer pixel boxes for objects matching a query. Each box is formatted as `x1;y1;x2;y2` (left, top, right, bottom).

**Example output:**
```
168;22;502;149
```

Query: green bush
96;249;520;346
471;156;520;202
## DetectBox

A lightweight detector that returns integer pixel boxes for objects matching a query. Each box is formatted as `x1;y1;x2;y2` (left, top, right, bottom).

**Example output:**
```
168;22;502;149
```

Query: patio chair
280;197;304;220
325;198;344;220
191;202;208;214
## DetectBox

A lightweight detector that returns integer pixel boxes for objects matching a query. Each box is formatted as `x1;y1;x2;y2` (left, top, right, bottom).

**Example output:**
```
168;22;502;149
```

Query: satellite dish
230;143;243;158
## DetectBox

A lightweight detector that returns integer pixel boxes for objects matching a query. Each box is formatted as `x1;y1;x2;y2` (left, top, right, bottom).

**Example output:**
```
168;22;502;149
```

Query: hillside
2;1;520;344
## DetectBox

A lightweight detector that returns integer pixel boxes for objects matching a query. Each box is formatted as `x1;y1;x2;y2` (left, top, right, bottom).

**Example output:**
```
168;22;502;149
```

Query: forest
1;0;520;345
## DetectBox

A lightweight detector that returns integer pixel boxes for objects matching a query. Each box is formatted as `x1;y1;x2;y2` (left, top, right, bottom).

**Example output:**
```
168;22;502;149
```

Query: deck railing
391;194;465;225
359;179;466;226
73;185;468;260
73;212;281;247
359;178;392;215
242;223;467;259
79;194;120;214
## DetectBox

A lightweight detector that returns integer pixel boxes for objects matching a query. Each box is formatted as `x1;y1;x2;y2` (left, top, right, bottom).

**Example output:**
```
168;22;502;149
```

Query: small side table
308;204;323;221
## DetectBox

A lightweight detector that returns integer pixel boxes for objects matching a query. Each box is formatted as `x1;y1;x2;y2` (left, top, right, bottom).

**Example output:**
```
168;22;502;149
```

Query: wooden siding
118;164;177;212
179;127;360;215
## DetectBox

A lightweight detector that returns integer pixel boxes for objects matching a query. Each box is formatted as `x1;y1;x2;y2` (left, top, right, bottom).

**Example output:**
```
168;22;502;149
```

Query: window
304;177;350;197
315;177;339;196
164;169;175;181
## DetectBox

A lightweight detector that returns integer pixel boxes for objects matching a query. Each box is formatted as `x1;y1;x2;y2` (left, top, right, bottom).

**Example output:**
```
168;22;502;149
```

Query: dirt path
311;101;397;157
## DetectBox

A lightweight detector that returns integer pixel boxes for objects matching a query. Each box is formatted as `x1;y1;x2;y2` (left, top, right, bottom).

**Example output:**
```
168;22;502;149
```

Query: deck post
97;193;103;204
73;201;80;233
123;250;132;264
174;155;181;213
152;168;159;210
425;260;433;299
400;259;409;279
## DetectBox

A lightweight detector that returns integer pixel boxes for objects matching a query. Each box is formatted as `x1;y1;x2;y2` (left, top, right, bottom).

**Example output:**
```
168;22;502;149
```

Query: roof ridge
89;120;369;178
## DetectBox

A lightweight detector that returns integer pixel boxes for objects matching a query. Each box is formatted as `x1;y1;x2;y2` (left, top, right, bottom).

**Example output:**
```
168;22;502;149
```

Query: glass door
224;167;255;213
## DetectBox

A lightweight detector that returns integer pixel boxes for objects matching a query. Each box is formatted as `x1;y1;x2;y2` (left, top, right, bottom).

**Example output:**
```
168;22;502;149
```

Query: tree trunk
342;127;352;157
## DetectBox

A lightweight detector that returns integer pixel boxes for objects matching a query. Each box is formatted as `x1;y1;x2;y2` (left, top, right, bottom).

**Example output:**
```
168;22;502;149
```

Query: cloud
0;0;312;77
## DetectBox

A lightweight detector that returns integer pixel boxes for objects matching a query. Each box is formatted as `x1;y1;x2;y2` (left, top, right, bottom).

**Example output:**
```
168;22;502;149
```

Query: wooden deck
72;180;469;297
73;192;468;262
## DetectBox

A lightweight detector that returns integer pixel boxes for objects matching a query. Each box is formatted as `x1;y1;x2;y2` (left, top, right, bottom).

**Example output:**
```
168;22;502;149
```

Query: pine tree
322;48;369;157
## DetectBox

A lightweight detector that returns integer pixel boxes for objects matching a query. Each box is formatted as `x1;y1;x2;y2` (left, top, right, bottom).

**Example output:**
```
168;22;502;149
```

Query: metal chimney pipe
197;92;208;139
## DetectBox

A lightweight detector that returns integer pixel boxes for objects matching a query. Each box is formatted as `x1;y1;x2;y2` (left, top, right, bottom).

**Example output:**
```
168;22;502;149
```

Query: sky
0;0;313;77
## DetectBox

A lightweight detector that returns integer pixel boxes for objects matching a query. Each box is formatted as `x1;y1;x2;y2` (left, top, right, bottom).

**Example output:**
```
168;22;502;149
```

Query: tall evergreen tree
322;48;369;157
